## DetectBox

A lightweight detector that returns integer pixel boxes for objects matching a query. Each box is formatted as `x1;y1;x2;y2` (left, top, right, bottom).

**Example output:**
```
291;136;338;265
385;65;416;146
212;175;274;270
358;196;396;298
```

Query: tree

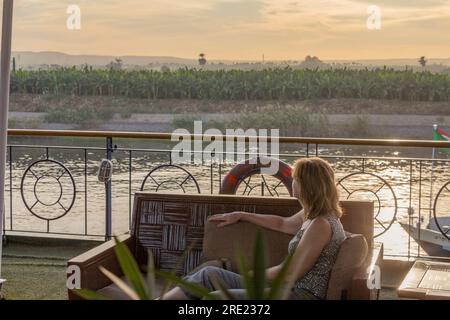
300;55;326;69
418;56;427;68
107;58;123;71
198;53;207;66
160;65;171;73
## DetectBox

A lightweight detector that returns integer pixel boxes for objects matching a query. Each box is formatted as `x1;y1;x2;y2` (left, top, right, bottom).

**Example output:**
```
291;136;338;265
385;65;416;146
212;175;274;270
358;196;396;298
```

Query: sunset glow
10;0;450;60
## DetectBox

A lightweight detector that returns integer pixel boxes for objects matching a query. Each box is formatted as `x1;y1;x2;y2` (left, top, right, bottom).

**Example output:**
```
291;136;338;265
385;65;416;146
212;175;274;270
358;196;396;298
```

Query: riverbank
8;93;450;139
8;111;450;139
9;93;450;115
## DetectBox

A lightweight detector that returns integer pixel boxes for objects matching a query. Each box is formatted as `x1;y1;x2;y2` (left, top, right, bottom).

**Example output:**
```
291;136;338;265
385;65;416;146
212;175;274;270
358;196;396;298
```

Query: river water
4;136;450;259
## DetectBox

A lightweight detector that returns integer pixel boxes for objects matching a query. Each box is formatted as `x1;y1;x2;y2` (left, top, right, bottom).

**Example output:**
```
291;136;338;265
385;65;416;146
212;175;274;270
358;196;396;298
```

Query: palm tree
419;56;427;68
107;58;123;71
198;53;207;66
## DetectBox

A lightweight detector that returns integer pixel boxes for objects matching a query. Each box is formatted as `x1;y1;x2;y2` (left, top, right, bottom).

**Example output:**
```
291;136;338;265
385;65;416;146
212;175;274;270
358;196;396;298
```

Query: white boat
399;217;450;252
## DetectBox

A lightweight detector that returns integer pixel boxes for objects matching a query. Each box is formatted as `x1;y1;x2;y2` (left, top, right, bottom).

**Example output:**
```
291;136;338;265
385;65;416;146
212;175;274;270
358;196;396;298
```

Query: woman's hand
208;212;243;228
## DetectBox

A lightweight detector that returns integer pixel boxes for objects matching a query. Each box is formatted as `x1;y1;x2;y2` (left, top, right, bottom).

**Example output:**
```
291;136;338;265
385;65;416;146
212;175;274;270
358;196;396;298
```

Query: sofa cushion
326;232;368;300
202;221;292;273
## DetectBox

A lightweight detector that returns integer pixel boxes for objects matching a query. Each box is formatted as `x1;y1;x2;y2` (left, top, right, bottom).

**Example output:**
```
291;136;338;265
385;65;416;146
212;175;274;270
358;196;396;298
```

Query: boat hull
399;221;450;255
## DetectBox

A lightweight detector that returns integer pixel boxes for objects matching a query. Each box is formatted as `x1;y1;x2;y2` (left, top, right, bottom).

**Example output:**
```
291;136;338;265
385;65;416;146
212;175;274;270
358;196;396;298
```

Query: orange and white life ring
220;157;293;196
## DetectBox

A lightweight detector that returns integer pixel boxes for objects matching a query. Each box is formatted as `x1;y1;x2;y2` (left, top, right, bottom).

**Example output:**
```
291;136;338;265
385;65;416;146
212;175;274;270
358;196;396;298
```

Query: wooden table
398;260;450;300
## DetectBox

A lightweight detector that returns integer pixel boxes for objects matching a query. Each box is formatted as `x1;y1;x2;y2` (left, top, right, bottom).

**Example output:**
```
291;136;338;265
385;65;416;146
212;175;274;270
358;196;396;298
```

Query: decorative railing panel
4;130;450;261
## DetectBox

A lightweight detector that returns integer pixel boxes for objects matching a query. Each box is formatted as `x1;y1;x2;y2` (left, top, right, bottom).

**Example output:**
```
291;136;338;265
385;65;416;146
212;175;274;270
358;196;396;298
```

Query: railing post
105;137;113;241
0;0;14;284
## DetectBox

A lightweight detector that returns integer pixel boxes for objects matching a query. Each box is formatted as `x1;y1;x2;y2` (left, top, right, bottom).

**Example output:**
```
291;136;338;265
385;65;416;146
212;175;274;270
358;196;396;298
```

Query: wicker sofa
67;192;383;300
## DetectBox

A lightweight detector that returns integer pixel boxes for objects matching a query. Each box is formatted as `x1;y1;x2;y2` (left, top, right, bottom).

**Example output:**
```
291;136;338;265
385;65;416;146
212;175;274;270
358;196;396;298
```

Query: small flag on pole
433;125;450;151
433;126;450;141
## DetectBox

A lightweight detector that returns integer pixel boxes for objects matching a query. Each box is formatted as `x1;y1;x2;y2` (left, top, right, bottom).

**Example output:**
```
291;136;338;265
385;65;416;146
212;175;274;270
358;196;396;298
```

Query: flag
434;127;450;141
433;126;450;151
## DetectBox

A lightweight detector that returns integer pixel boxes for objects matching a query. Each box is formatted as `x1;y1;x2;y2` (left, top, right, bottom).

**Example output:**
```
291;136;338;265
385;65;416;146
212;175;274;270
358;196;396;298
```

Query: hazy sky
8;0;450;60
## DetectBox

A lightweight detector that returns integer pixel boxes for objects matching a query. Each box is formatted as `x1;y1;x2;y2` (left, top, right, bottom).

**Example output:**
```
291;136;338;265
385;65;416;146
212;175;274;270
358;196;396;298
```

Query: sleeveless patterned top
287;213;346;299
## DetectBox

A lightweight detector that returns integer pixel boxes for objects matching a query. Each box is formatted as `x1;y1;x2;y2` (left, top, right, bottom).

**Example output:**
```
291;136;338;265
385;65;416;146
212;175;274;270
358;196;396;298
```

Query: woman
161;157;346;300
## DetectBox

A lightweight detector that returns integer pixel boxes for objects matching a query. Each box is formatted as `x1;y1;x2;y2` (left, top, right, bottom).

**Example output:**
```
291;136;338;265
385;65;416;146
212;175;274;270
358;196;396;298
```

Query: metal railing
4;129;450;261
8;129;450;147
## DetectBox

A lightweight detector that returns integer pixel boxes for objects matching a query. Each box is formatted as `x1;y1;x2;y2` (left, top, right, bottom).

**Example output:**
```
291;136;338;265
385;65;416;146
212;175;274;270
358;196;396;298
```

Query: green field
11;67;450;102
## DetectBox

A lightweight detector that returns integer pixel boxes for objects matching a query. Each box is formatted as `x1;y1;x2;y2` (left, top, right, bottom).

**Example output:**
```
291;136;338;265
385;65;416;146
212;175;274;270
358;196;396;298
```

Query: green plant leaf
113;237;149;300
146;250;156;299
209;274;238;300
159;269;176;298
252;229;267;300
266;253;294;300
236;249;253;300
155;270;218;300
99;266;140;300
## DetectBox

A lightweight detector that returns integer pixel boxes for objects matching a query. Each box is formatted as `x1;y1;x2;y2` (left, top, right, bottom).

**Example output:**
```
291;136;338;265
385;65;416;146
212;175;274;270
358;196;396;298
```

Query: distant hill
11;51;450;69
12;51;198;67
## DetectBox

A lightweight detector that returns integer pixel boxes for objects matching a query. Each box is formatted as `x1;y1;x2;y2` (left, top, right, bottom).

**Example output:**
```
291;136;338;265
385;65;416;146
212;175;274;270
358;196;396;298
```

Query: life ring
220;157;293;196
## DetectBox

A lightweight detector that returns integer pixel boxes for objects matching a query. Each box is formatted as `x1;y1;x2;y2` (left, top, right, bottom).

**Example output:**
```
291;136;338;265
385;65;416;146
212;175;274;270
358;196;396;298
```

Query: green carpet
1;237;100;300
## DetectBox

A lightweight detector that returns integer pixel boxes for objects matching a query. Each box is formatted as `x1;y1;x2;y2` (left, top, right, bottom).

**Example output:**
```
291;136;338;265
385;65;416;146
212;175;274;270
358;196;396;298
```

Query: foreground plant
74;229;294;300
74;237;217;300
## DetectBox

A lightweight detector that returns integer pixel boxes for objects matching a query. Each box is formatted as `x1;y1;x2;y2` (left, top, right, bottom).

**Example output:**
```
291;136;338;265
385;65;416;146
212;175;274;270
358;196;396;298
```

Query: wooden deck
0;236;411;300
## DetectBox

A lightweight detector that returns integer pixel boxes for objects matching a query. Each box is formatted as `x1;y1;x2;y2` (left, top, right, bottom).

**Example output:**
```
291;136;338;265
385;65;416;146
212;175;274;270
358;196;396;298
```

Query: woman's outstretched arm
208;210;304;235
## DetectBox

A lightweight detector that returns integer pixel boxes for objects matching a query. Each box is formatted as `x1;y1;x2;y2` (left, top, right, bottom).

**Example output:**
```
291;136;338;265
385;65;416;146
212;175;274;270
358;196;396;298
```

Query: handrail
7;129;450;148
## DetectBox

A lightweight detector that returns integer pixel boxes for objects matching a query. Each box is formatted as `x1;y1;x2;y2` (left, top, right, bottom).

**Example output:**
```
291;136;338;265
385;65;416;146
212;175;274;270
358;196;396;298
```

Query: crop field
10;67;450;102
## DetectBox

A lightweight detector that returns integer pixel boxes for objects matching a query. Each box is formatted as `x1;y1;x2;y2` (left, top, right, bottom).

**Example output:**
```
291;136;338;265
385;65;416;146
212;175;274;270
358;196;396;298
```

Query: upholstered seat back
326;232;368;300
202;221;292;272
131;192;374;278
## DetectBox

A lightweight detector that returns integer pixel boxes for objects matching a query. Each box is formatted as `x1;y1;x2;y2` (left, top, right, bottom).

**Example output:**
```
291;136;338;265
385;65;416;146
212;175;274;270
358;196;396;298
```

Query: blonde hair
292;157;342;220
